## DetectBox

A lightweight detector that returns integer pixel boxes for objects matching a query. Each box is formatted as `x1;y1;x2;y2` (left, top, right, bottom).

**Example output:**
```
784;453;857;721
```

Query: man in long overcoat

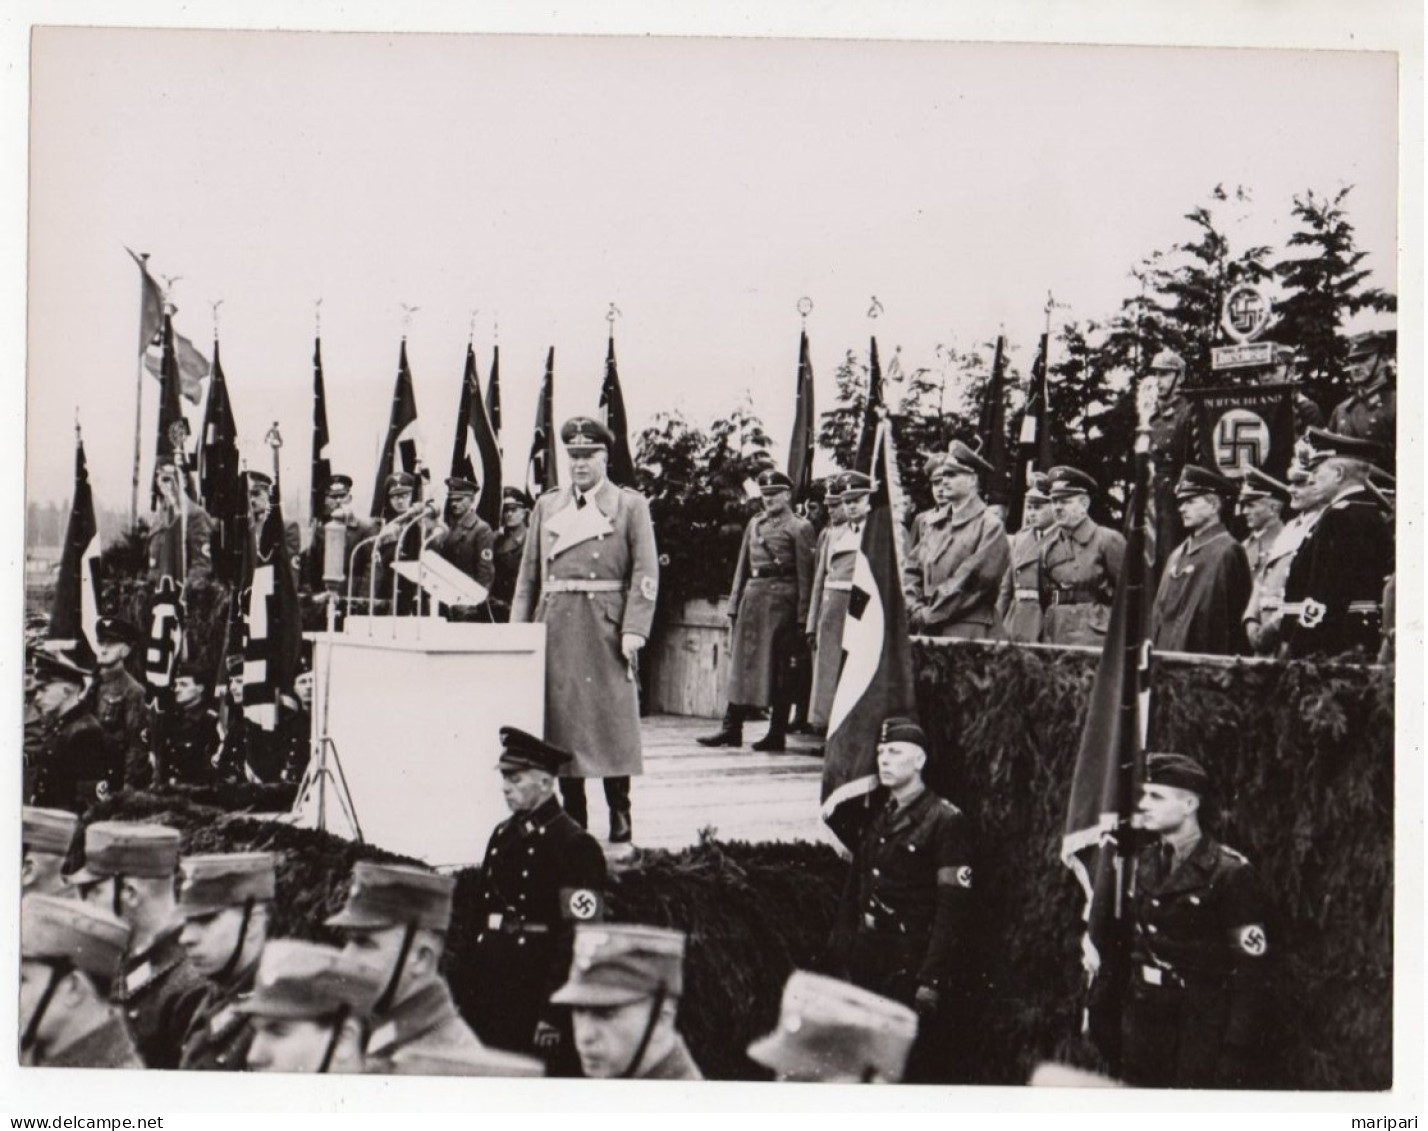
511;416;659;845
806;471;869;733
996;473;1054;642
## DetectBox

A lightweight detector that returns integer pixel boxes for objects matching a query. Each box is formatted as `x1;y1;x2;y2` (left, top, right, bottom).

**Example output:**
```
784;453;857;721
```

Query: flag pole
129;254;153;529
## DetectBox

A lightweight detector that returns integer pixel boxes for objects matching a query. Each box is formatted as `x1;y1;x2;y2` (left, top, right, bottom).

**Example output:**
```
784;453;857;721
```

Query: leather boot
696;705;744;747
609;808;632;844
751;720;786;752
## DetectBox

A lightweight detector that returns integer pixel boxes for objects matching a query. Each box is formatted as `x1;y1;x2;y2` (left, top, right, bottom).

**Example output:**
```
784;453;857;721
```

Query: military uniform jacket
996;527;1049;642
1240;519;1284;582
1242;509;1322;651
157;705;220;787
1040;517;1126;646
1281;488;1393;659
1151;523;1251;656
490;524;528;617
116;923;210;1070
39;1011;145;1069
638;1036;704;1080
364;980;487;1073
30;703;116;813
837;789;973;991
511;478;659;778
1125;835;1271;1085
726;510;816;706
97;667;152;792
1148;396;1195;572
807;522;860;729
1328;378;1395;452
470;797;608;1054
304;512;378;593
178;961;259;1070
244;513;303;591
432;509;497;593
902;498;1009;635
147;499;214;586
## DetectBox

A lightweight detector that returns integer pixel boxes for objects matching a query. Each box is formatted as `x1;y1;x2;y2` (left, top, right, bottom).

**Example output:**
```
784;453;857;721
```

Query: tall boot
696;704;744;748
751;714;787;752
604;776;632;844
559;777;589;829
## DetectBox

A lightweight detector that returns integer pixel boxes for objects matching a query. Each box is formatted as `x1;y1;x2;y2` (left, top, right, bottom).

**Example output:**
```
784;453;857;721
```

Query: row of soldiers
700;411;1392;751
19;724;927;1084
22;616;314;815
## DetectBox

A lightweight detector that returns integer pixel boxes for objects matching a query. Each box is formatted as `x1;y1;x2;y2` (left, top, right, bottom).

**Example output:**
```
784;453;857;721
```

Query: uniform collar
640;1035;701;1080
41;1010;141;1068
1060;515;1096;546
367;979;462;1056
1152;833;1218;894
122;921;187;997
1181;520;1230;554
882;786;933;833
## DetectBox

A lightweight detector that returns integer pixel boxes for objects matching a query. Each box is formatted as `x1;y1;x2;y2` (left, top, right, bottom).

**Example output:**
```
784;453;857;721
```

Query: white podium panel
294;620;546;868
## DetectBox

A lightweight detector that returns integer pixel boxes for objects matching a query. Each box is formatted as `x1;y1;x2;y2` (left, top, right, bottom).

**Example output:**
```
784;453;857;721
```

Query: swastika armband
561;887;605;922
937;865;973;889
1233;923;1268;957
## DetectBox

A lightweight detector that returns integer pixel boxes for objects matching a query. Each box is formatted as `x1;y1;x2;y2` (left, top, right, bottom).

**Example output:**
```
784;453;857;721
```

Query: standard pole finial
797;296;813;326
315;298;323;337
266;422;283;450
867;296;884;320
74;407;82;442
210;298;224;339
400;303;420;337
468;307;479;343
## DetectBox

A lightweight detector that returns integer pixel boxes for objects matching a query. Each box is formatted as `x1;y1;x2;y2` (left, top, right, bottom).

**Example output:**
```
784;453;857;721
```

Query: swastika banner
1183;383;1296;481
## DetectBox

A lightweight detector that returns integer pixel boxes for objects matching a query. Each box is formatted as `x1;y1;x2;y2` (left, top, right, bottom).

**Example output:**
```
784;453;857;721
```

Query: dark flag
199;340;244;585
977;335;1012;508
1010;332;1052;532
486;344;503;445
1182;384;1296;482
853;337;884;475
370;339;421;516
527;347;558;496
599;333;637;487
126;246;163;357
311;336;331;525
127;249;207;403
787;329;816;502
144;575;184;697
241;475;303;732
143;329;209;404
1059;397;1154;1073
153;312;191;508
48;430;102;666
451;342;504;529
820;418;917;850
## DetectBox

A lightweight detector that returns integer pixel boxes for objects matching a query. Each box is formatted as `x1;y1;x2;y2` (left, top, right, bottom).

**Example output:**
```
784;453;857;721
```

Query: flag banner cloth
1182;384;1296;481
241;484;303;732
451;342;504;529
144;575;184;697
853;337;884;475
152;313;194;507
787;329;816;503
1009;331;1053;533
200;340;244;586
599;334;637;487
820;418;917;852
485;344;503;445
143;331;208;404
977;335;1012;507
127;247;207;403
310;337;331;525
371;340;421;516
1059;419;1154;1072
527;347;558;496
48;434;102;665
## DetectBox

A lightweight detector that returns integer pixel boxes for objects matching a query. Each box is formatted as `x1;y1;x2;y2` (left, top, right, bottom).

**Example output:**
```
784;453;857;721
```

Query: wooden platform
586;714;836;854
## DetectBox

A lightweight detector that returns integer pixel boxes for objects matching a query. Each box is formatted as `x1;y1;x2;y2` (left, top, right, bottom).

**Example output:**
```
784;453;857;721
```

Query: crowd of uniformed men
18;333;1393;1087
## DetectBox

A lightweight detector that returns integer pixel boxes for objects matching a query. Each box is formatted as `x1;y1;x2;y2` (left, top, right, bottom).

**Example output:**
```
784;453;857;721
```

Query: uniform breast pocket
596;591;627;627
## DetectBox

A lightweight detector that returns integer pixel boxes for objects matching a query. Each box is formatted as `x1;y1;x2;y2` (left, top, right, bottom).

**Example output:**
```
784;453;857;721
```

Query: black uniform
95;667;152;792
1121;835;1271;1089
469;796;607;1066
116;923;210;1071
1280;487;1393;660
489;525;528;621
155;704;220;786
30;702;117;814
178;961;259;1071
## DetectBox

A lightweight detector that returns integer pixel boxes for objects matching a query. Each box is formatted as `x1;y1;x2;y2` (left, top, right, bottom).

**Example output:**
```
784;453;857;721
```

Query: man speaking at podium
512;417;659;847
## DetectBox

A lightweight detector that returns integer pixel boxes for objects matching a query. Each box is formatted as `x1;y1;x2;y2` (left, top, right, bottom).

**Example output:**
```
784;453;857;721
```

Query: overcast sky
24;28;1399;516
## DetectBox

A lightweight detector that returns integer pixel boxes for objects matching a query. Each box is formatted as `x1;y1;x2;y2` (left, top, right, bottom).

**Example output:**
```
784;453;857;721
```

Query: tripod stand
293;585;363;841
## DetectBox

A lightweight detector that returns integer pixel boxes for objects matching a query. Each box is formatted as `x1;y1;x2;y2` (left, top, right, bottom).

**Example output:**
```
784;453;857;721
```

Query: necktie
575;493;586;510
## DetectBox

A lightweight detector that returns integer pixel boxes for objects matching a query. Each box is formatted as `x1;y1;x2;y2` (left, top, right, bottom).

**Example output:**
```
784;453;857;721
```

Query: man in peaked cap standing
429;475;497;618
699;468;816;752
92;615;153;793
243;469;303;591
829;716;972;1083
1122;753;1271;1088
326;861;488;1071
155;659;221;787
22;806;79;897
902;441;1010;640
490;486;534;621
69;821;208;1069
996;472;1056;642
177;852;277;1070
1278;428;1394;659
1242;462;1324;655
20;894;143;1068
1040;467;1127;647
1146;349;1197;579
551;923;703;1080
1328;330;1396;454
511;416;659;846
28;650;115;814
806;471;870;734
304;471;379;601
147;460;214;589
747;970;919;1083
236;940;382;1074
471;727;607;1071
1237;467;1288;582
1150;466;1252;656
